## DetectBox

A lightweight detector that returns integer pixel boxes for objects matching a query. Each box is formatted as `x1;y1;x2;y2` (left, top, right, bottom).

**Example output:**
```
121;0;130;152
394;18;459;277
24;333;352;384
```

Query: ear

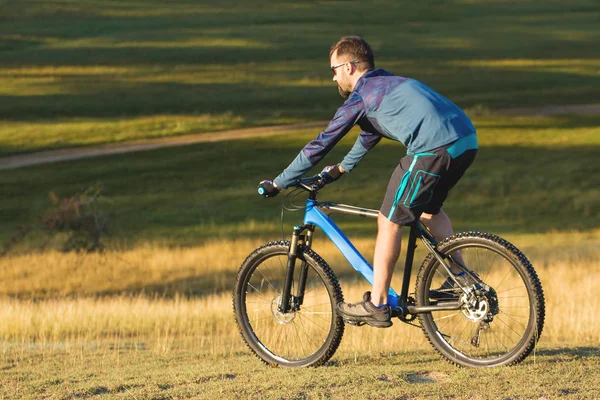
347;61;356;75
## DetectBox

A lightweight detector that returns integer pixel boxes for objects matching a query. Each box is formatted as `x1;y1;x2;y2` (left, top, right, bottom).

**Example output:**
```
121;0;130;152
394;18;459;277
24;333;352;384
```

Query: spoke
444;311;467;339
250;315;283;324
248;305;272;312
481;252;499;284
302;292;328;301
257;264;280;294
435;313;461;332
456;318;473;347
434;265;449;281
446;319;472;349
277;254;286;273
433;312;461;322
298;312;329;333
499;311;529;319
498;310;528;330
301;311;332;324
494;264;516;292
300;302;331;309
290;319;309;358
476;248;482;277
493;320;520;346
496;314;525;337
496;285;526;294
246;284;274;302
489;325;508;351
272;320;288;354
301;311;332;315
293;318;320;349
302;280;324;298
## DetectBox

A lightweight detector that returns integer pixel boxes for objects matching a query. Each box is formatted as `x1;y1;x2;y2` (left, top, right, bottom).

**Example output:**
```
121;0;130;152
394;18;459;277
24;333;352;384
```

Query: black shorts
380;144;477;226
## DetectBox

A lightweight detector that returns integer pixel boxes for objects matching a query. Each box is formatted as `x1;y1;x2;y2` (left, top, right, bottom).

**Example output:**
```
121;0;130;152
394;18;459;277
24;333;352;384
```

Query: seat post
400;224;419;301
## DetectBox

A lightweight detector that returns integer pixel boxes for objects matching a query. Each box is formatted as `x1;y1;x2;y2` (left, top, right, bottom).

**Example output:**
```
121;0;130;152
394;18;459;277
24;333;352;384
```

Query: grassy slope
1;1;600;397
1;245;599;398
1;0;599;155
1;115;598;246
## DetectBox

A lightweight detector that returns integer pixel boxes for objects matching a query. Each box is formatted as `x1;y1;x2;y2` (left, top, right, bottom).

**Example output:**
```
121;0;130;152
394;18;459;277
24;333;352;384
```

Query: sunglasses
330;60;358;76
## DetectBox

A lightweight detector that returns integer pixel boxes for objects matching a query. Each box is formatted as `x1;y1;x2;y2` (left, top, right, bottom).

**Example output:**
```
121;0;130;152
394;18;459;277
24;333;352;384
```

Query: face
330;50;353;99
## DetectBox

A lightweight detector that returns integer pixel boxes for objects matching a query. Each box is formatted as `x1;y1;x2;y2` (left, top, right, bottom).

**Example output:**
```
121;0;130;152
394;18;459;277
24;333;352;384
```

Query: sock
376;303;388;309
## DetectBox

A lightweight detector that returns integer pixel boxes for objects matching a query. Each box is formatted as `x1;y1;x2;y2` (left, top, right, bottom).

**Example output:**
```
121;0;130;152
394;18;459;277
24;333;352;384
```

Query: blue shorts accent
381;143;477;226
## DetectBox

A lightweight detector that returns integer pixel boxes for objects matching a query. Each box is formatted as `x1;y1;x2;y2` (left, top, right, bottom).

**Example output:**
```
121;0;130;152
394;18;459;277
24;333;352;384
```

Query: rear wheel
233;241;344;367
416;232;545;367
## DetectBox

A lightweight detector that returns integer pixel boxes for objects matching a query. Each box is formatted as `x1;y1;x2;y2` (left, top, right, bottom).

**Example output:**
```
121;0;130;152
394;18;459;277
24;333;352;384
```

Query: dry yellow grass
0;234;598;360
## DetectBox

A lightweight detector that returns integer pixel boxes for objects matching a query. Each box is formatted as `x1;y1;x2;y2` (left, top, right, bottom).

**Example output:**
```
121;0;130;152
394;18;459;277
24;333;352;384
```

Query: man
258;36;478;328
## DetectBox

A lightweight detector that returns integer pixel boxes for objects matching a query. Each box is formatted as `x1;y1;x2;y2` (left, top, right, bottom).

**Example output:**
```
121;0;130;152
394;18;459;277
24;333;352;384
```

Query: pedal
390;307;404;318
343;318;366;327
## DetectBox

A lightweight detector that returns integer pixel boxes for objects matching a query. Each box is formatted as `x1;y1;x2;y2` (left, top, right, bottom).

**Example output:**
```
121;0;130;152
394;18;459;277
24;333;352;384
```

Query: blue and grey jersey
274;69;476;189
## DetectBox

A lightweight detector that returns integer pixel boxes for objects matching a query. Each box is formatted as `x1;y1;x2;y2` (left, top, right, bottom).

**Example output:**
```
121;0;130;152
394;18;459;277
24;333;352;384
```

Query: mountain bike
233;175;545;368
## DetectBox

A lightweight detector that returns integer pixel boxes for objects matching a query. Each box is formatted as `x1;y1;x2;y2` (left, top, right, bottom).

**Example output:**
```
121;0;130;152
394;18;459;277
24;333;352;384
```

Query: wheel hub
271;295;296;324
461;294;489;322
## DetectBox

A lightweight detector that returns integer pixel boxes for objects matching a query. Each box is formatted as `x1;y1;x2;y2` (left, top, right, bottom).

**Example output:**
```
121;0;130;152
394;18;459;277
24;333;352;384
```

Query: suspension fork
279;225;314;313
295;225;314;306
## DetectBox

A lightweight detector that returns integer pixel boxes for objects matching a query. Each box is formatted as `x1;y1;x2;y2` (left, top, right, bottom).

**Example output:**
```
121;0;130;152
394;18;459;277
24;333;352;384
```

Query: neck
349;69;368;91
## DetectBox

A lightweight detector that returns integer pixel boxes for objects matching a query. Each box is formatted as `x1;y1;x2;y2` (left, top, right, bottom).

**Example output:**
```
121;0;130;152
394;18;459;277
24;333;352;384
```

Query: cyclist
258;36;478;328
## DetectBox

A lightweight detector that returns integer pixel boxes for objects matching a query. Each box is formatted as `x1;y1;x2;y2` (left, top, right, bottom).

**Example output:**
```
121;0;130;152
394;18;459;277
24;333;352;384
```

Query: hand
319;164;344;185
257;180;280;198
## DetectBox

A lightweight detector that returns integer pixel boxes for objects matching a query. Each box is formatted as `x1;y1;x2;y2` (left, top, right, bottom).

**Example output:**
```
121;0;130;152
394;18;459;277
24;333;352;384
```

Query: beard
337;85;352;99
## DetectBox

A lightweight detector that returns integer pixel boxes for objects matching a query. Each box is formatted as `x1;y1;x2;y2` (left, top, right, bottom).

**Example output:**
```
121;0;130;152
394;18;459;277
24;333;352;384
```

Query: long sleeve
274;93;365;188
340;131;382;173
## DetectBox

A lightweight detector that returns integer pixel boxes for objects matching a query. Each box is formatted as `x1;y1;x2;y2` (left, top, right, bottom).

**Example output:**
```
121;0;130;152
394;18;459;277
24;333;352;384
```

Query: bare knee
420;212;434;222
420;210;445;223
377;212;402;233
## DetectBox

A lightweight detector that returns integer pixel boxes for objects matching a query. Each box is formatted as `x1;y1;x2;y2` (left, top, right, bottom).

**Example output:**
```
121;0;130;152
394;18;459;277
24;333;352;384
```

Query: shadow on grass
1;1;600;130
535;347;600;358
1;62;599;124
1;140;598;247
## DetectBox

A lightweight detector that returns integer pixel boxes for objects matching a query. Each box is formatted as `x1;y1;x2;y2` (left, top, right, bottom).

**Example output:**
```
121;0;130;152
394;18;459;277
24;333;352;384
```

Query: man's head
329;36;375;99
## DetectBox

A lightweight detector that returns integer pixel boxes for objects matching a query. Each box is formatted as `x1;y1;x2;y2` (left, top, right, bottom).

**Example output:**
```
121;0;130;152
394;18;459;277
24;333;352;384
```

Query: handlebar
297;174;326;191
257;174;328;199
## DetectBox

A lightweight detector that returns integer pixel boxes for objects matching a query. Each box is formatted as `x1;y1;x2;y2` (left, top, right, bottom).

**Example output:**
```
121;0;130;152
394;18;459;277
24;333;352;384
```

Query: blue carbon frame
303;199;401;308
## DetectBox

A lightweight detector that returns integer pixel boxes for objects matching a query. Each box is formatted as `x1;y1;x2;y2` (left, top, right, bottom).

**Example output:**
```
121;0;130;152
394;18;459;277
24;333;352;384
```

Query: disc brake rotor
271;295;296;324
460;293;489;322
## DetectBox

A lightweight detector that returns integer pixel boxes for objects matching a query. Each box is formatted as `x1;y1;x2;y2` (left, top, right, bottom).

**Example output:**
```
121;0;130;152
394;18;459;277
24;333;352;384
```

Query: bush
2;184;109;256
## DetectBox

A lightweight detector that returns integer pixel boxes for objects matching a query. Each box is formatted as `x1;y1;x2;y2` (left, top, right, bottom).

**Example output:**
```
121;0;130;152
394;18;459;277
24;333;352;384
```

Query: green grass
1;2;600;397
2;346;599;399
1;0;599;155
1;115;598;247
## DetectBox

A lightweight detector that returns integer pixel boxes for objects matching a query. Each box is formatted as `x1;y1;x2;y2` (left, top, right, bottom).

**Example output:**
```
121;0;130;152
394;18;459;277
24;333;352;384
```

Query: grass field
1;235;599;398
2;0;600;398
1;0;599;155
0;118;599;397
1;115;598;246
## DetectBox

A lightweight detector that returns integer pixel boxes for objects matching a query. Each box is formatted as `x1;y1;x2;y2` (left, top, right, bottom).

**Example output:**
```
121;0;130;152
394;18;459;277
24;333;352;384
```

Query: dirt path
1;103;599;171
0;121;326;171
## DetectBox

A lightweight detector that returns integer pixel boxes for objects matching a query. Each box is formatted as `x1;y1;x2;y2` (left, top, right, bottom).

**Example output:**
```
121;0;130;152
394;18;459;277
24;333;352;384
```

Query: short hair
329;36;375;71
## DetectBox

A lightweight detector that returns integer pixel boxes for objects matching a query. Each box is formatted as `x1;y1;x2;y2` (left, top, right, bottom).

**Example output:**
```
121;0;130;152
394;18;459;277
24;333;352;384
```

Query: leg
420;209;464;273
336;215;397;328
371;213;403;306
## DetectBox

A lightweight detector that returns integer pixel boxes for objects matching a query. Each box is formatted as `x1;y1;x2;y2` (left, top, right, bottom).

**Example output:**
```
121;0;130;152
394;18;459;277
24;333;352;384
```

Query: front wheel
416;232;545;367
233;241;344;367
